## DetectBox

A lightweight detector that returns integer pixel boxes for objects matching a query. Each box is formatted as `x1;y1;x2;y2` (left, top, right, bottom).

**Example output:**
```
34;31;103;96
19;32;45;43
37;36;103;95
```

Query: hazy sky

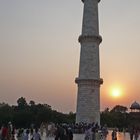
0;0;140;113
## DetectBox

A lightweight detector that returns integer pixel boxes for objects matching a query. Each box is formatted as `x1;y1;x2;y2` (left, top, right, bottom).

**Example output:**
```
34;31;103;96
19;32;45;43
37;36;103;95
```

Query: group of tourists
1;121;140;140
82;123;108;140
0;122;15;140
0;122;74;140
0;121;108;140
0;123;41;140
128;126;140;140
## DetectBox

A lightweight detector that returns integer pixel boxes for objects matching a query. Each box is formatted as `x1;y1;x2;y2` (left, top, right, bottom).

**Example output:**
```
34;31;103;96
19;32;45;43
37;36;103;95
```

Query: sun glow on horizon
109;86;123;98
112;88;121;97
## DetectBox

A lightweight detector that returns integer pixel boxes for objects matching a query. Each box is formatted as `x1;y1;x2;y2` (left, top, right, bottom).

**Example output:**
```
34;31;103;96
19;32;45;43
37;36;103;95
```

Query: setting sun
112;88;121;97
107;83;126;101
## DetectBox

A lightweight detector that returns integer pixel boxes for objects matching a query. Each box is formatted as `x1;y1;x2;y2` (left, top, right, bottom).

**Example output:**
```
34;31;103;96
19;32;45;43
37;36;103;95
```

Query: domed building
130;101;140;112
129;101;140;127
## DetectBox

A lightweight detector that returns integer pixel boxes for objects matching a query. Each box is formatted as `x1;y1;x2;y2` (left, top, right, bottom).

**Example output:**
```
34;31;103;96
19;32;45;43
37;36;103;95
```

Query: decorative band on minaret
76;0;103;124
78;35;102;44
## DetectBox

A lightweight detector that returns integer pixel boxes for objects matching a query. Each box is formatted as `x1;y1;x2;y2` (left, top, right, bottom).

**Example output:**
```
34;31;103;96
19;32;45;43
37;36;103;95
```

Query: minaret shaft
76;0;102;124
82;0;99;35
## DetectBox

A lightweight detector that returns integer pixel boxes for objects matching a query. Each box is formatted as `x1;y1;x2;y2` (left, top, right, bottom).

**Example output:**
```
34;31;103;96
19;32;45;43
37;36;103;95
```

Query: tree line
0;97;140;129
101;105;140;130
0;97;75;128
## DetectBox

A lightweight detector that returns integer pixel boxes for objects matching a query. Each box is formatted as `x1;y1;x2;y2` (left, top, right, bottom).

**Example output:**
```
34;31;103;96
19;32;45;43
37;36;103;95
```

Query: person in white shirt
23;129;29;140
33;128;41;140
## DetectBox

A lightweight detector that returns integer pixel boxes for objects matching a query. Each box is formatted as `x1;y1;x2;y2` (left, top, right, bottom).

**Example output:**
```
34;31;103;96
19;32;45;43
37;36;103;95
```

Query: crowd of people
0;122;109;140
80;123;108;140
1;121;139;140
128;126;140;140
0;122;74;140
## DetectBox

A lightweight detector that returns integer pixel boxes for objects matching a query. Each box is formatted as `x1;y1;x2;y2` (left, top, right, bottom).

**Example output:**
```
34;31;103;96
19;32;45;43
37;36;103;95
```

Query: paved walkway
41;134;84;140
73;134;84;140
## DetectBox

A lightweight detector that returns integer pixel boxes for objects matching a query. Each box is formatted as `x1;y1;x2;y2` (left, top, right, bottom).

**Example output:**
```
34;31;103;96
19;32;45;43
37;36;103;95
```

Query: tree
29;100;35;106
104;107;110;113
110;105;128;113
0;103;14;124
17;97;27;108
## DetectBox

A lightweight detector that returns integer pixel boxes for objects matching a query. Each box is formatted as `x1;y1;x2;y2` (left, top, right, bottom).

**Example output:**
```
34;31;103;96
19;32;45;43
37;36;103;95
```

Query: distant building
129;101;140;127
130;101;140;112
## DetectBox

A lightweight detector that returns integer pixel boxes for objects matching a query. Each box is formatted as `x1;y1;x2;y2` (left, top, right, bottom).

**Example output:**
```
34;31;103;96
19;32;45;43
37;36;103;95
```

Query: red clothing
2;127;8;138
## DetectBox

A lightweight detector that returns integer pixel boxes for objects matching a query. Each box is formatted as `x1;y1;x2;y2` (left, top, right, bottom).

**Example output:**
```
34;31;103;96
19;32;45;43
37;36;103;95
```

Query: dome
130;101;140;110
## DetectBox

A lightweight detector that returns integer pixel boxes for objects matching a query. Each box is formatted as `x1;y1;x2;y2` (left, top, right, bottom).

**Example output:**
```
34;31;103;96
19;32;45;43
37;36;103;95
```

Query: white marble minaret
75;0;103;124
